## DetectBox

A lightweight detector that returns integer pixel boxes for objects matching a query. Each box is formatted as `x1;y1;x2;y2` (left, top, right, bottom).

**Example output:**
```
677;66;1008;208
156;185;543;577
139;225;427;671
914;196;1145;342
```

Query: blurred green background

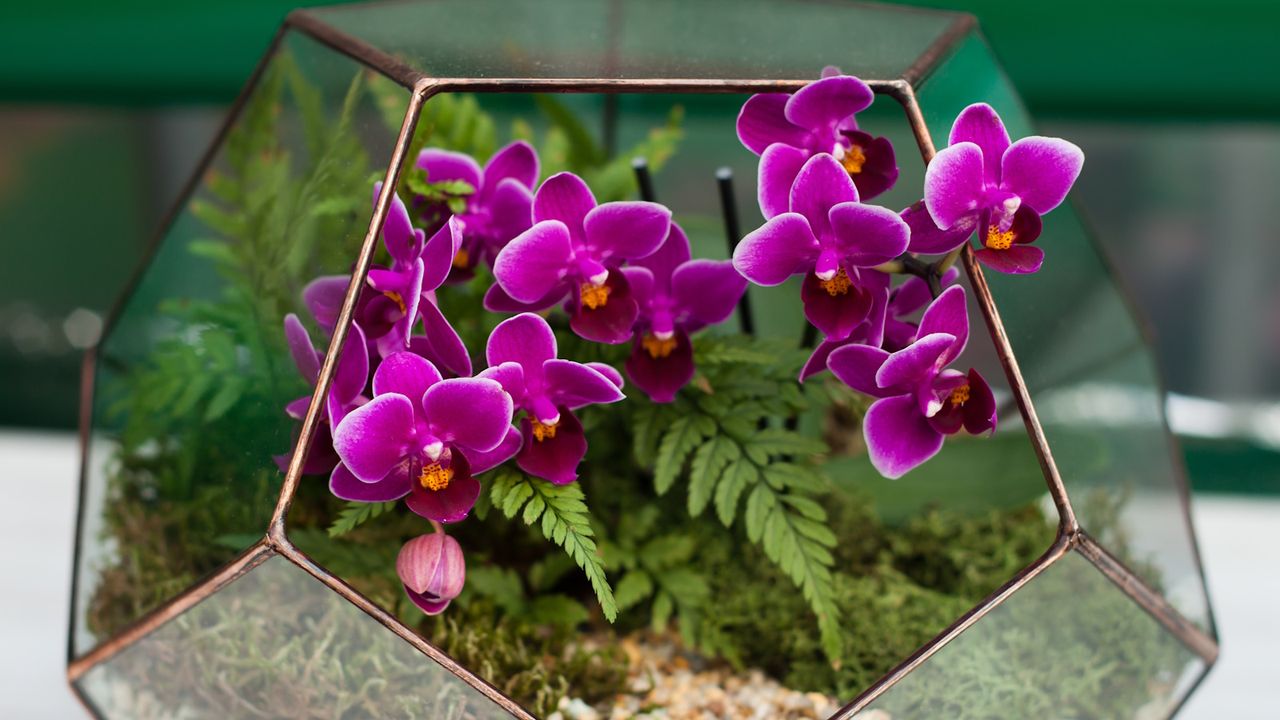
1;0;1277;493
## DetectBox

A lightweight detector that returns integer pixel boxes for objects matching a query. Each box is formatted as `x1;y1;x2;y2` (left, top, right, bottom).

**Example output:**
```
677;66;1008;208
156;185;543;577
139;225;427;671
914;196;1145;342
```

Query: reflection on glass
914;32;1211;630
305;0;959;82
857;551;1204;720
76;555;514;719
71;31;409;656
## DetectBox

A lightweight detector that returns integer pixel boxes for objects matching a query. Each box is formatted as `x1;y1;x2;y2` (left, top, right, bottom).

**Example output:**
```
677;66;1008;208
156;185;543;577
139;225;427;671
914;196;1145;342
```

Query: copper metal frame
66;4;1219;718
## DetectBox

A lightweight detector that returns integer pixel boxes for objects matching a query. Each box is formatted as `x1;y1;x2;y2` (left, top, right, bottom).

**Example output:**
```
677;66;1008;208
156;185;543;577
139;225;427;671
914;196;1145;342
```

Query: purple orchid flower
921;103;1083;274
413;141;539;281
397;530;466;615
487;171;672;344
733;153;908;341
738;70;898;217
275;315;370;475
621;223;747;402
479;313;625;484
302;185;473;376
826;286;997;478
329;352;518;523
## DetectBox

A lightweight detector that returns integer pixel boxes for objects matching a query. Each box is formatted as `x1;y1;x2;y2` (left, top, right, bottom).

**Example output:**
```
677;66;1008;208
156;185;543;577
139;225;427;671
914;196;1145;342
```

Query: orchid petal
284;314;320;383
462;425;523;474
416;148;483;189
331;323;370;404
733;213;818;286
1000;136;1083;214
478;361;526;402
737;93;810;155
486;178;535;248
486;312;557;375
533;172;596;238
633;223;692;292
625;330;696;403
303;275;350;331
482;282;568;313
790;154;859;238
864;395;945;479
406;455;480;524
901;200;976;255
757;143;810;219
421;217;464;292
546;359;625;407
963;369;998;435
568;272;638;345
373;351;442;404
917;285;968;366
585;362;624;389
924;142;985;230
875;332;955;391
493;220;574;303
801;273;872;341
827;343;891;397
584;201;672;260
672;260;747;327
975;245;1045;274
417;297;473;377
374;182;423;265
948;103;1011;184
784;75;873;131
423;378;513;453
330;463;412;502
517;411;587;485
332;394;417;482
828;202;910;267
481;140;539;198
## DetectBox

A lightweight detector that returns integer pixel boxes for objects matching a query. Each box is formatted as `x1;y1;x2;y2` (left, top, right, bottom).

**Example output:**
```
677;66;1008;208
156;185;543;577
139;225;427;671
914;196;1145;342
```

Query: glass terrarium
67;1;1217;718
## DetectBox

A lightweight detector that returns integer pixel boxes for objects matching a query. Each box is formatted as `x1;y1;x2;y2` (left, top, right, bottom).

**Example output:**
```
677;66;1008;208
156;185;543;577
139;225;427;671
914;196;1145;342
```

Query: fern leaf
653;415;714;495
327;500;396;538
688;435;739;516
715;458;758;526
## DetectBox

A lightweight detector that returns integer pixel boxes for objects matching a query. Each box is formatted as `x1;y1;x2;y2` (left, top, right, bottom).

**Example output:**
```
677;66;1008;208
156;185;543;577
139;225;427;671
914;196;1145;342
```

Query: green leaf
203;377;245;422
650;591;674;633
327;500;397;538
687;435;739;516
715;458;758;526
653;414;714;495
614;570;655;612
745;484;774;543
486;472;617;622
749;428;828;460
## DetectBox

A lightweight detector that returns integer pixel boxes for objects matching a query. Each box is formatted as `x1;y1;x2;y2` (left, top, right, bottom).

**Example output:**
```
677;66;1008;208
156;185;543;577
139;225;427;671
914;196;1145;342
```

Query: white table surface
1;431;1273;718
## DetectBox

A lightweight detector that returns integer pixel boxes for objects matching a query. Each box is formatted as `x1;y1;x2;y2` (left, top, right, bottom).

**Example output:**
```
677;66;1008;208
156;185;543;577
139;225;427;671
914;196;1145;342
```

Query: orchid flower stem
882;252;946;298
632;157;656;202
716;167;755;336
430;520;444;534
933;245;965;277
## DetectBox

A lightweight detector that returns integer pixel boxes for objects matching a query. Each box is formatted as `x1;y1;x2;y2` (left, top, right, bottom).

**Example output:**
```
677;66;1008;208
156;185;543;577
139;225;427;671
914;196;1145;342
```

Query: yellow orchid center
418;462;454;492
841;144;867;175
384;290;407;315
452;248;470;269
531;419;559;442
949;384;971;408
642;333;678;359
818;267;853;296
580;282;611;310
985;225;1016;251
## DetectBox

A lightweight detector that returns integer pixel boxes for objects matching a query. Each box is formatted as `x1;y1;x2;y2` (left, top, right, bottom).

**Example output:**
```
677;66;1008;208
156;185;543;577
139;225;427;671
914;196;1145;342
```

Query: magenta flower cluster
278;71;1083;613
280;139;746;614
733;71;1081;478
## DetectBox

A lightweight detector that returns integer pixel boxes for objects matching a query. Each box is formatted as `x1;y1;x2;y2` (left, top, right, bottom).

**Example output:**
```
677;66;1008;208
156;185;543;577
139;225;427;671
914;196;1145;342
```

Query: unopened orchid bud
397;531;466;615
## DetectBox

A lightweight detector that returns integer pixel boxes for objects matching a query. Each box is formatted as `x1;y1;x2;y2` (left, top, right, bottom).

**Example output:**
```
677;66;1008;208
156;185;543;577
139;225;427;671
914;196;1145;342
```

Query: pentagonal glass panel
281;86;1057;716
855;551;1206;720
74;554;514;719
301;0;962;82
913;31;1213;631
71;30;410;657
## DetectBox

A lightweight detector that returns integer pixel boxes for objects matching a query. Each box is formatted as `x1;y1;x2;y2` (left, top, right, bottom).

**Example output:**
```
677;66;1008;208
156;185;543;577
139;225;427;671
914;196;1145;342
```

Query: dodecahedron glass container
67;1;1217;718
